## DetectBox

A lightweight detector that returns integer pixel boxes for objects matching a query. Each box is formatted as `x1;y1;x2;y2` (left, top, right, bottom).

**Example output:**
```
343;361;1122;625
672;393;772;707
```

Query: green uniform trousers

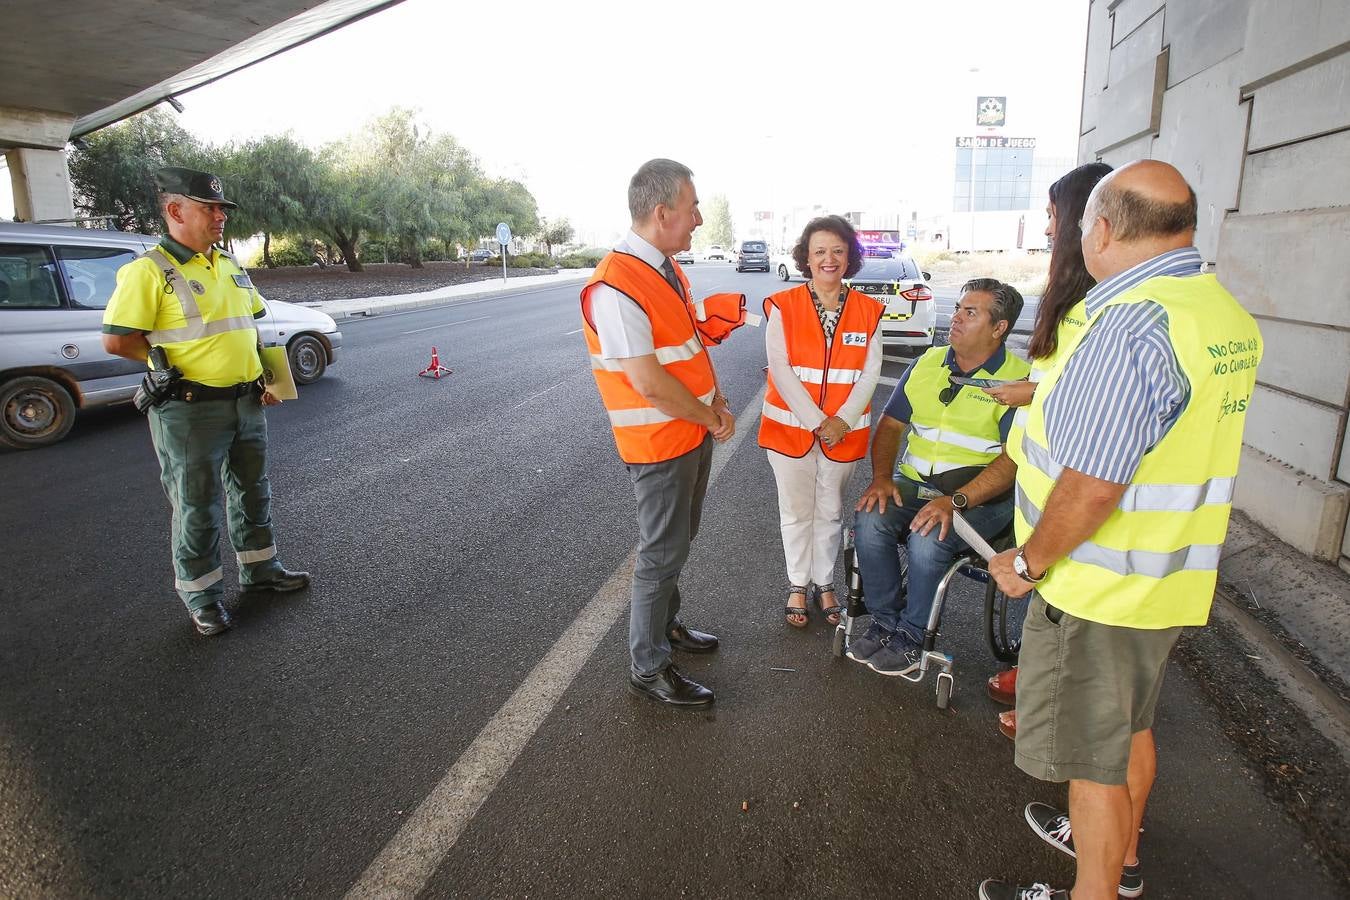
147;393;285;611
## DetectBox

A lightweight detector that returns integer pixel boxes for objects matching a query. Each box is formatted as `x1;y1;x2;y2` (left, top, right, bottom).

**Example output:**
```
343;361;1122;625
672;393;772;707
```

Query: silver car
0;222;342;449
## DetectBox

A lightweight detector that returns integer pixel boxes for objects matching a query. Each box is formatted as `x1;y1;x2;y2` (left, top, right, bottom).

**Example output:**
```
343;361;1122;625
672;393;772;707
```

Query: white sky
8;0;1089;243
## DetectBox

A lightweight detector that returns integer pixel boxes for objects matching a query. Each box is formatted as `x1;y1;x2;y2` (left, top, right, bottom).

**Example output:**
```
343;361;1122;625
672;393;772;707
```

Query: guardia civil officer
102;167;310;636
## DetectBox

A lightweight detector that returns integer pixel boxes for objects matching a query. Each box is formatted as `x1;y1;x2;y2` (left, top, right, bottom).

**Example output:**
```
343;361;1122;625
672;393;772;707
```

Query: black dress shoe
668;620;719;653
241;568;310;594
628;664;714;708
190;602;233;636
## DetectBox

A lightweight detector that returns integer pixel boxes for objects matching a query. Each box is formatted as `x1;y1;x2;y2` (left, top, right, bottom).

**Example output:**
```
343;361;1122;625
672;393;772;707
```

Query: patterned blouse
807;284;849;344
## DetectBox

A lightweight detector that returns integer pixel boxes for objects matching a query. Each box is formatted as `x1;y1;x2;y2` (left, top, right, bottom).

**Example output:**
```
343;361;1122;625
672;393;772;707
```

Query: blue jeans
853;477;1013;641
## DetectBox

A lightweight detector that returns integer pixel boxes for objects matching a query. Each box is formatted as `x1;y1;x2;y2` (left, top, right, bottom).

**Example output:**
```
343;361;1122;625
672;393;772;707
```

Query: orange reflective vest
758;285;885;461
581;252;718;464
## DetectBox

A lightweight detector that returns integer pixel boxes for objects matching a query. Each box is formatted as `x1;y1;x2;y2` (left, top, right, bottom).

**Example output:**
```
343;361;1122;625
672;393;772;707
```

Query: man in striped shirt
980;161;1261;900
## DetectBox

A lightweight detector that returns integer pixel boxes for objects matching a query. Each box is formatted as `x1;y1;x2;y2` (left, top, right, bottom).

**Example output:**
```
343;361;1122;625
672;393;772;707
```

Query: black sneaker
866;628;922;676
977;879;1069;900
1025;801;1075;857
1025;801;1144;897
1118;862;1143;898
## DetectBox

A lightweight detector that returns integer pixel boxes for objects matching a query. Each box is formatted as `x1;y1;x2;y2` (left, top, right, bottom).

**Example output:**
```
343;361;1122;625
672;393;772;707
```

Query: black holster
133;346;183;413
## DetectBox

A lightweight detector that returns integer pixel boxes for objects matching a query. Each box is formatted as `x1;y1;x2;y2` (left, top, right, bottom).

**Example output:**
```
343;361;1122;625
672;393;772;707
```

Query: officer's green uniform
103;170;287;612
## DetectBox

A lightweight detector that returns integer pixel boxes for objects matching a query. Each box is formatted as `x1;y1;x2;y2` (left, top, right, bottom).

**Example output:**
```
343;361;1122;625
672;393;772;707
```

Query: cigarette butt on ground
741;800;749;813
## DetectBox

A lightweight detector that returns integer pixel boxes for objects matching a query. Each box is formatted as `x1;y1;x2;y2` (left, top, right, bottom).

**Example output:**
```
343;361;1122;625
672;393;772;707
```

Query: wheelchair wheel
984;576;1023;664
935;672;954;710
830;623;846;657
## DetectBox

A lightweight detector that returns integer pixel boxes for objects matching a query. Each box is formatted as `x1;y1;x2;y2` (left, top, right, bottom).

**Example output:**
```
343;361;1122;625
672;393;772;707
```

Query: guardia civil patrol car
844;231;935;353
0;222;342;449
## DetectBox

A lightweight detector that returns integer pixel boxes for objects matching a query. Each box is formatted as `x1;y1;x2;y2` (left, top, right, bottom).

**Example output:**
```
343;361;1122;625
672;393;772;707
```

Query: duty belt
173;379;262;403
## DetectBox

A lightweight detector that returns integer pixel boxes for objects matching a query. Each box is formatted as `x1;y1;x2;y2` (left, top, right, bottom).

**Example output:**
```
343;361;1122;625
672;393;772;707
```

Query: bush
246;236;316;268
558;251;604;269
503;251;555;269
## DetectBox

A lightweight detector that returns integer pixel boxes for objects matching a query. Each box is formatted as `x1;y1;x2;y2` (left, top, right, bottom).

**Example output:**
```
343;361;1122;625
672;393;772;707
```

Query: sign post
496;222;512;284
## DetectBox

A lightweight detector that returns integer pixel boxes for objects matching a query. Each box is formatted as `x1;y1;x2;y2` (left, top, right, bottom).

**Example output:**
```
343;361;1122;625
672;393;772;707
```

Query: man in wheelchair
850;278;1030;675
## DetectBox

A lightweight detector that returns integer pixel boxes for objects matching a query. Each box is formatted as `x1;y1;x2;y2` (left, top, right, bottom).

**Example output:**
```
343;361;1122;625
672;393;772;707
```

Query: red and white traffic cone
418;346;453;379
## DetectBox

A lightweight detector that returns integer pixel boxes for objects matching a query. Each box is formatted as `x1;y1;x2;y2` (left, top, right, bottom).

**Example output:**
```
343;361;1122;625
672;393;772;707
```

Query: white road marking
510;380;569;410
878;375;899;387
402;315;491;335
344;389;765;899
881;354;914;365
564;328;582;335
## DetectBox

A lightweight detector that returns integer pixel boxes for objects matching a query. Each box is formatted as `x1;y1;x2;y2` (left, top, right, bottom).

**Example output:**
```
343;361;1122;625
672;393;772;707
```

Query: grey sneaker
845;621;888;664
1026;802;1144;897
866;629;922;676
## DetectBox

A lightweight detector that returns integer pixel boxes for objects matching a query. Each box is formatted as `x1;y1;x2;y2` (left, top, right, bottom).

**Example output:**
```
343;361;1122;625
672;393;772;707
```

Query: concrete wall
1080;0;1350;572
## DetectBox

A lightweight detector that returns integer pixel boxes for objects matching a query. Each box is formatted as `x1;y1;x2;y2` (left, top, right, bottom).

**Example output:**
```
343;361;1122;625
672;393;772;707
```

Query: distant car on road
0;222;342;450
466;248;492;263
673;249;695;265
844;251;935;353
734;240;770;273
704;245;727;261
772;249;802;282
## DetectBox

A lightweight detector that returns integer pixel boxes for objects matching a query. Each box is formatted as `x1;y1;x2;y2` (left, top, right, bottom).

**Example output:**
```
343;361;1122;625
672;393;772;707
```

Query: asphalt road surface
1;266;1341;898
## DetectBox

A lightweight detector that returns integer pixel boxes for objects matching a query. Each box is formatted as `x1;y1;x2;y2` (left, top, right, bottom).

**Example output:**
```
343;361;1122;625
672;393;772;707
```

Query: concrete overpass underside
0;0;403;222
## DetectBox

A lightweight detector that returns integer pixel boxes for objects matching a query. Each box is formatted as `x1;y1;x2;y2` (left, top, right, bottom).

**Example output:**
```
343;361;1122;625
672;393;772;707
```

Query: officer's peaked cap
154;167;238;209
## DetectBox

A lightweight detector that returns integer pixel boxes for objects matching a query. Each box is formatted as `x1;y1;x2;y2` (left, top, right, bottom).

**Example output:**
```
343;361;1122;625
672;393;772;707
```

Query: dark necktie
660;259;682;297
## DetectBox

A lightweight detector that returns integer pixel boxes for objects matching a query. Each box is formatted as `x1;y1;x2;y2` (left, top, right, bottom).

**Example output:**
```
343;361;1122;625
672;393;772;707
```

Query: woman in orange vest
760;216;885;628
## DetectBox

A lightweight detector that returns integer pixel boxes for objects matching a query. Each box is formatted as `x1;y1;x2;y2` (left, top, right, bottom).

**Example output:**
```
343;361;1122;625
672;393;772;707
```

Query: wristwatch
951;491;969;510
1013;547;1045;584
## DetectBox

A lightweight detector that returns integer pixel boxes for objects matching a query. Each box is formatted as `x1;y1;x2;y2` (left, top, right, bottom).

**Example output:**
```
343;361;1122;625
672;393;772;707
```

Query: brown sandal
784;586;810;628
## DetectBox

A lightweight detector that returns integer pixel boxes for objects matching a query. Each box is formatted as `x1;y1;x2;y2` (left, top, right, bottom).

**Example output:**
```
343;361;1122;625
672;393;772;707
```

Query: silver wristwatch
1013;547;1045;583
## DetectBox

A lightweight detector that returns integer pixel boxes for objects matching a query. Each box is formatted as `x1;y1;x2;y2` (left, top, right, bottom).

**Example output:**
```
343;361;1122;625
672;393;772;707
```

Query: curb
299;270;594;321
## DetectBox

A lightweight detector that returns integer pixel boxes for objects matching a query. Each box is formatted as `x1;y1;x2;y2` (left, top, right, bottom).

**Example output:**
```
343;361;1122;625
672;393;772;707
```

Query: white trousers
767;445;858;588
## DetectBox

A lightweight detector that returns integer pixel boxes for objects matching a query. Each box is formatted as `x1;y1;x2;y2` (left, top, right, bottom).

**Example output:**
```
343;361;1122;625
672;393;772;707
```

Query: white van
0;222;342;449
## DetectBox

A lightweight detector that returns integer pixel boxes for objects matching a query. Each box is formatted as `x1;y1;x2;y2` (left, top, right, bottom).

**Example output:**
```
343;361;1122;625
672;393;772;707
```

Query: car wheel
0;375;76;449
777;264;789;281
288;335;327;385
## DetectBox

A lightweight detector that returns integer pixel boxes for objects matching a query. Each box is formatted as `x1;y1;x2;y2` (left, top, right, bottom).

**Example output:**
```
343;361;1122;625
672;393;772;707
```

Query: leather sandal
815;583;842;626
784;585;810;628
998;709;1017;741
987;666;1018;706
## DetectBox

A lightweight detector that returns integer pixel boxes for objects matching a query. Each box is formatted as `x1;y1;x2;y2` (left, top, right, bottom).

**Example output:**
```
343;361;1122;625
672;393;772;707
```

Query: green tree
697;194;734;250
310;138;379;272
476;177;539;248
218;135;320;267
68;108;202;233
534;217;574;257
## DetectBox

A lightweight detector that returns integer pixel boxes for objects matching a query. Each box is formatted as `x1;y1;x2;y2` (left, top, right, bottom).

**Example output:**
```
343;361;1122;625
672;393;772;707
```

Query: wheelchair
831;521;1021;710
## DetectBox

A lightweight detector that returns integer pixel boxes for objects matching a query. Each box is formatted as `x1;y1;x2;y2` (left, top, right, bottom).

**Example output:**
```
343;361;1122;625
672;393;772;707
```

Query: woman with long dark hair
982;161;1112;739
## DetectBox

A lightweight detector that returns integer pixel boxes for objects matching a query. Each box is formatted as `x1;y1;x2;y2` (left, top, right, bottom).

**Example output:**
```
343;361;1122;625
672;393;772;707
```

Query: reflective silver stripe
1068;541;1222;578
176;567;223;593
145;247;203;320
653;335;704;365
792;365;825;384
609;387;716;427
237;545;277;565
763;401;871;433
1118;478;1235;512
1021;436;1235;513
900;448;967;474
589;353;624;372
1012;407;1029;428
1018;486;1219;577
762;400;806;430
790;365;863;385
693;298;707;321
147;315;259;345
910;422;1000;455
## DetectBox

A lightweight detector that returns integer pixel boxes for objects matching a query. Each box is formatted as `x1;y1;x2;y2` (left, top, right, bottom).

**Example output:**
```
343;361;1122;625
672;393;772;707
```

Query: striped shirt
1043;247;1202;485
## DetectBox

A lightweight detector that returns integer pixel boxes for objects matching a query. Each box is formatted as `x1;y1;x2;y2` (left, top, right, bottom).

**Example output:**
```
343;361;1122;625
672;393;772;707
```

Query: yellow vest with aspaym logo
1016;274;1262;628
897;345;1030;483
1006;298;1087;544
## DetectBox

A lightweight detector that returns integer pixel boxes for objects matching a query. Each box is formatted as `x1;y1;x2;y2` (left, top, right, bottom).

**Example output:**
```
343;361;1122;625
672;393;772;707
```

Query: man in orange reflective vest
580;159;735;708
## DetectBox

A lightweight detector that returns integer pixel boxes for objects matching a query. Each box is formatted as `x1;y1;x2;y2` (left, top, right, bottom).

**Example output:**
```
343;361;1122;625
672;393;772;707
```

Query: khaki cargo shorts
1014;593;1183;786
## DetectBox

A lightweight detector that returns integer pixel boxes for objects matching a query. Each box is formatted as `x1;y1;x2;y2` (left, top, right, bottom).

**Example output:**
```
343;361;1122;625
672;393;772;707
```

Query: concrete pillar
6;148;75;223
